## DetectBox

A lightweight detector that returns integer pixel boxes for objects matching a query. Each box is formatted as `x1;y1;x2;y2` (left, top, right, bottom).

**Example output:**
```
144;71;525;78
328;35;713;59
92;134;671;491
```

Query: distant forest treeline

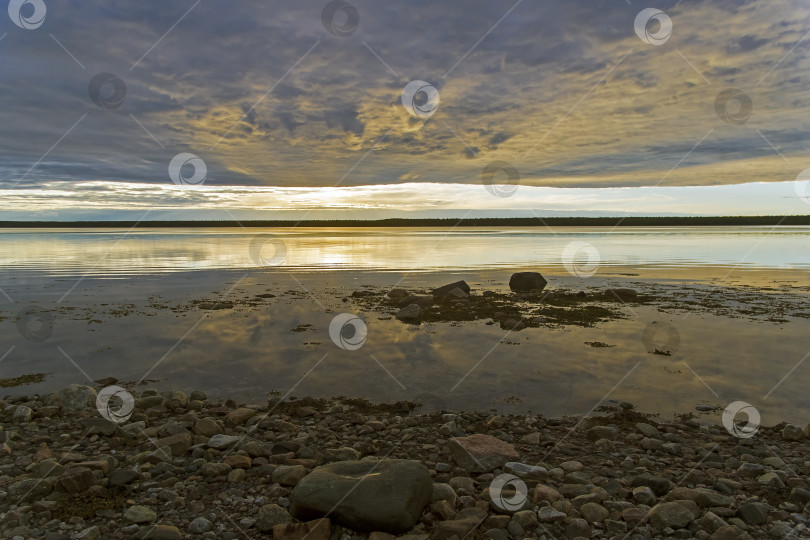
1;216;810;227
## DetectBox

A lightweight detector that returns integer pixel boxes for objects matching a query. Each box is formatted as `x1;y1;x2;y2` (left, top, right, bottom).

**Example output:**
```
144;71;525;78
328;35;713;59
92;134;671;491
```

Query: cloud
1;0;809;217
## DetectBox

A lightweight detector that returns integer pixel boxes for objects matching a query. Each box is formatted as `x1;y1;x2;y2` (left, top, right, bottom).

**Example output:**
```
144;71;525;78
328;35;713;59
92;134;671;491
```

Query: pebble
2;387;808;540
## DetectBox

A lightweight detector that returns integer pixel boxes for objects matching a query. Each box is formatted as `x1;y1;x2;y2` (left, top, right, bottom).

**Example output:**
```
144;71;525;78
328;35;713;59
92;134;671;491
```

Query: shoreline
2;384;809;539
2;216;810;228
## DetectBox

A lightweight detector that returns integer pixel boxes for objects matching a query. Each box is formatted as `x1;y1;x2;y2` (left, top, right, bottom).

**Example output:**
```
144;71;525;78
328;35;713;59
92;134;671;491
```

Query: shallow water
0;227;808;426
1;226;809;276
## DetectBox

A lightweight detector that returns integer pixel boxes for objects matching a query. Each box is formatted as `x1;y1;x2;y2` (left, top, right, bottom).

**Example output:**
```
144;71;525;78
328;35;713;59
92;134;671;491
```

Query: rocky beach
2;383;810;540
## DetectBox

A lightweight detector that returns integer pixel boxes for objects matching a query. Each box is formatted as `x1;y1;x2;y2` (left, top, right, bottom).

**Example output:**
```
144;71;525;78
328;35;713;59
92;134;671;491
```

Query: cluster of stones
2;384;810;539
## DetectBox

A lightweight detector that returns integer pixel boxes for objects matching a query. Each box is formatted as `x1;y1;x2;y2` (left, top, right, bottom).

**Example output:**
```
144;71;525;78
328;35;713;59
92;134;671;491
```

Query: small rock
565;517;590;539
123;505;157;524
156;432;192;457
504;462;548;481
782;425;804;441
737;502;768;525
633;486;657;505
272;465;307;486
187;517;213;534
193;418;223;437
396;304;423;323
54;384;97;410
648;502;695;529
207;434;240;449
448;434;520;472
257;504;292;532
586;425;619;441
225;407;257;427
57;467;95;493
12;405;33;422
580;502;609;523
537;506;566;523
758;472;785;488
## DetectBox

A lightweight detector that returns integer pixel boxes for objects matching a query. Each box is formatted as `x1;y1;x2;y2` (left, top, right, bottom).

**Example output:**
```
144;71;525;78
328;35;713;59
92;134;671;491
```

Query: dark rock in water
351;290;375;297
396;304;423;323
256;293;276;298
509;272;548;292
432;280;471;298
290;459;432;533
605;288;638;300
443;287;469;300
500;318;525;331
397;295;432;308
387;288;409;299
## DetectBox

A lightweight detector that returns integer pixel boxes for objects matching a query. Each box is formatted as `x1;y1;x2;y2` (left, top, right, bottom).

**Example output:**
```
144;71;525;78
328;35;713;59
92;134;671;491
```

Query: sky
1;0;810;220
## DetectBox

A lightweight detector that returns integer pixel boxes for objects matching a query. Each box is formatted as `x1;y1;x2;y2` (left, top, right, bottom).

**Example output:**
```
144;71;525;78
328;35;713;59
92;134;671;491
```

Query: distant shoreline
1;216;810;227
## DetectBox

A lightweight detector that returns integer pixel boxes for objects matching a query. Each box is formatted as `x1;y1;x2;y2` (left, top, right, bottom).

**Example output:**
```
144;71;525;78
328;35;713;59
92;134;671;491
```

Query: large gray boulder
508;272;547;292
290;459;432;533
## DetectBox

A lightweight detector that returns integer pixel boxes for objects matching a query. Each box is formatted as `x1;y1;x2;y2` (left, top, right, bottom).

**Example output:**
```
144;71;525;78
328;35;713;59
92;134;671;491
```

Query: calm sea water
1;226;808;425
1;226;809;276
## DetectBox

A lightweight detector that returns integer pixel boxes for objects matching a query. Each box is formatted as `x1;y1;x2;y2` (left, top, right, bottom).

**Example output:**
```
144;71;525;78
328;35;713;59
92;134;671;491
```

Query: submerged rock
396;304;423;323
